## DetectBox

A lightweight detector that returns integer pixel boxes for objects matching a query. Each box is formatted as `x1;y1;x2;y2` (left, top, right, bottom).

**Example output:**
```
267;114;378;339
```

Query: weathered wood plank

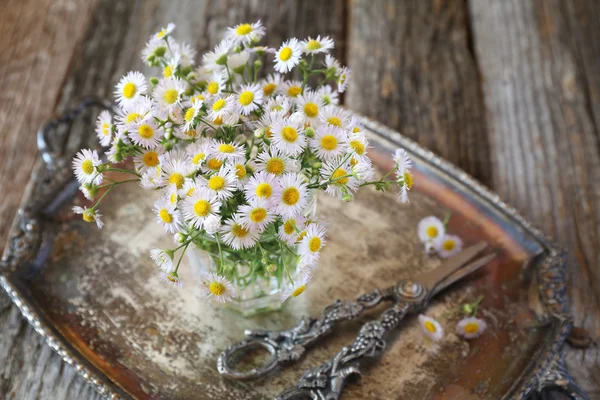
0;0;345;399
469;0;600;397
345;0;492;186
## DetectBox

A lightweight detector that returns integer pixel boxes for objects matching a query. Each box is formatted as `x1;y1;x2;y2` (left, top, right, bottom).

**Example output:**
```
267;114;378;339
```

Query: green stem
104;167;141;177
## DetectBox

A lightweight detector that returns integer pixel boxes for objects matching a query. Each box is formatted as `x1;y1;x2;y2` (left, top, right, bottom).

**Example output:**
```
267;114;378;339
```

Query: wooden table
0;0;597;398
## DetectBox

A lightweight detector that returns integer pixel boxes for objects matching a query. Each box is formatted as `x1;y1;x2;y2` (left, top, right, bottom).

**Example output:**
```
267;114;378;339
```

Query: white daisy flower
418;314;443;342
182;98;203;131
226;21;266;46
232;162;250;189
202;39;233;72
115;96;153;128
72;206;103;228
205;70;226;97
436;234;463;259
243;171;278;203
320;105;351;129
201;154;225;173
278;215;306;244
114;71;147;106
282;80;303;100
324;54;341;75
212;140;245;162
301;35;334;54
317;85;339;105
227;51;250;72
351;157;376;182
265;95;291;114
239;197;276;232
417;216;445;245
320;156;359;200
200;273;236;303
207;95;235;120
150;249;173;272
274;38;302;73
254;147;298;177
174;126;199;140
456;317;487;339
270;117;306;157
348;133;369;160
153;77;186;112
261;73;282;97
281;273;312;302
235;83;263;115
337;67;351;93
153;197;182;234
310;126;347;161
162;56;180;79
151;23;176;42
394;148;414;203
182;187;222;230
201;166;237;200
180;179;199;198
273;173;309;218
133;148;163;172
160;153;194;190
296;91;325;124
298;223;327;266
160;271;183;288
140;166;162;189
164;184;180;206
204;215;222;235
95;110;113;147
221;214;260;250
172;41;197;67
141;38;169;64
186;140;212;171
129;119;163;149
348;116;363;134
79;184;97;201
72;149;102;185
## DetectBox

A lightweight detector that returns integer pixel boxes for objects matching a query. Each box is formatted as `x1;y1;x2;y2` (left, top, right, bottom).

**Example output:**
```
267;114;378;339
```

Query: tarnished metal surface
0;104;581;399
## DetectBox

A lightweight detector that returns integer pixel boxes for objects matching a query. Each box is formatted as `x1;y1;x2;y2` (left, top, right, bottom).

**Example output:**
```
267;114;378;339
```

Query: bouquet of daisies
72;21;414;303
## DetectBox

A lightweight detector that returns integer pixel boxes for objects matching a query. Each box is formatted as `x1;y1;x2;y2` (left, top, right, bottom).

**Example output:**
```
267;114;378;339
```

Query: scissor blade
430;252;496;297
415;241;488;290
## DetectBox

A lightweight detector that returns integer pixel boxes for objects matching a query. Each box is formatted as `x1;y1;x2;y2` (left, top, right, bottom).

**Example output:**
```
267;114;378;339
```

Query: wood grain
469;0;600;397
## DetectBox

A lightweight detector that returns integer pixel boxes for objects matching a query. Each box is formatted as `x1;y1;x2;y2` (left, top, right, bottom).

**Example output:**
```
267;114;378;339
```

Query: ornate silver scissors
218;241;495;399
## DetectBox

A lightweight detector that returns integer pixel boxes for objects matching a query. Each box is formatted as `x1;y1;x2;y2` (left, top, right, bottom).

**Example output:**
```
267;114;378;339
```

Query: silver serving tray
0;100;587;399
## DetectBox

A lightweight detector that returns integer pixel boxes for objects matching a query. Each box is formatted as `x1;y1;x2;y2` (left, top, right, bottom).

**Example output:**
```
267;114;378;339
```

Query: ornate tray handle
537;351;590;400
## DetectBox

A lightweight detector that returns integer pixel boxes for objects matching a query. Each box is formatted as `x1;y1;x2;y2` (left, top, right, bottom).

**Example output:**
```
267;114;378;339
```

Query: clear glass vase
187;192;317;317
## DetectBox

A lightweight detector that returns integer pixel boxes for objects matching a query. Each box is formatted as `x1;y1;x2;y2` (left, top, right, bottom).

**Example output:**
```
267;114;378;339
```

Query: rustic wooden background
0;0;598;398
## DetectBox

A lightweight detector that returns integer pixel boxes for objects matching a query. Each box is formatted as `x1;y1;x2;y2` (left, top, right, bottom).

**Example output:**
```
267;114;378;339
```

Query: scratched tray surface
1;116;569;400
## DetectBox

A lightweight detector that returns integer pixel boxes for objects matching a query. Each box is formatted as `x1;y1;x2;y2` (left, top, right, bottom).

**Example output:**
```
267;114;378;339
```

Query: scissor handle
276;300;414;400
217;288;393;380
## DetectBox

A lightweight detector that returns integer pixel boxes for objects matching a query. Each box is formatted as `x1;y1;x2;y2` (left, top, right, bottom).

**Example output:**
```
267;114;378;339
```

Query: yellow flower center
156;29;167;39
303;102;319;118
212;98;226;111
138;124;154;139
350;157;359;166
287;86;302;97
169;192;177;205
292;285;306;297
81;159;94;175
283;219;296;235
208;175;225;191
306;40;322;51
442;240;455;251
192;153;205;165
250;208;267;223
126;112;142;124
231;223;249;238
235;23;252;35
266;158;285;175
332;168;349;185
239;91;254;106
403;172;414;189
218;143;235;153
159;209;173;223
193;199;211;217
168;172;185;189
82;212;95;223
184;107;196;122
184;129;197;138
206;158;223;170
279;47;293;61
352;127;361;133
123;82;137;99
143;151;159;167
167;274;179;283
281;126;298;143
213;116;223;125
163;65;172;78
186;187;195;197
209;281;226;295
263;83;276;96
464;322;479;334
349;140;365;155
296;231;307;242
235;164;246;179
424;321;437;333
308;237;321;253
265;127;273;138
426;226;438;238
101;122;110;136
320;135;338;151
256;183;272;198
327;116;342;127
163;89;179;105
282;187;300;206
207;81;219;95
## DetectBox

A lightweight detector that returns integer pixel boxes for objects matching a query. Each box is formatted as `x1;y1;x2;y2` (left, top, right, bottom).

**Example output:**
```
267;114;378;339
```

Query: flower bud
174;232;187;243
304;127;316;138
165;127;173;140
253;59;263;69
312;161;322;169
181;66;192;76
154;46;167;57
216;54;228;66
254;128;265;138
233;65;246;74
266;264;277;274
149;77;159;86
